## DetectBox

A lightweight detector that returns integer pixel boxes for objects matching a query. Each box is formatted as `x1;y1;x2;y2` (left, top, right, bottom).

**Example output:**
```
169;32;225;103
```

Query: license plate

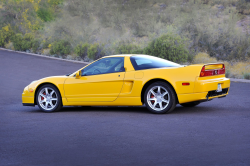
216;83;222;92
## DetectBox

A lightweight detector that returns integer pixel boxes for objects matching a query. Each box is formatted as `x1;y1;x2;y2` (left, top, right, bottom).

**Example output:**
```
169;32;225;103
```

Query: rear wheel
36;84;62;112
180;101;200;107
144;82;176;114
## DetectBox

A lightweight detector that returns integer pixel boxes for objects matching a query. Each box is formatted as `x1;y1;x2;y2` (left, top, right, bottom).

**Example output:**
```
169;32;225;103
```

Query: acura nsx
22;54;230;113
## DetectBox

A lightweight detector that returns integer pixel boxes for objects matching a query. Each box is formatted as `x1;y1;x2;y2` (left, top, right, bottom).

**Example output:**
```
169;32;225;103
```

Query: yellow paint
22;55;231;106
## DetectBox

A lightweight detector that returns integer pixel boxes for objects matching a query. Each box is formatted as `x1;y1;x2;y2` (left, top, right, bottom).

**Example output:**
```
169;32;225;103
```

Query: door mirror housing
75;71;81;79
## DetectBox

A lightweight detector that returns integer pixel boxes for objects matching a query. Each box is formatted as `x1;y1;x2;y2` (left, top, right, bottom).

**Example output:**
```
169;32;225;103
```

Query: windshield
130;55;181;70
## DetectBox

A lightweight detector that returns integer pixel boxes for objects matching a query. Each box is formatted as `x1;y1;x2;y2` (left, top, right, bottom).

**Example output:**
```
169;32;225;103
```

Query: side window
82;57;125;76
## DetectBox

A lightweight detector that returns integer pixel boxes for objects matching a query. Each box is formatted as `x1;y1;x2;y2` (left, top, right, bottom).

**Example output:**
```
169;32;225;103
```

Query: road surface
0;50;250;166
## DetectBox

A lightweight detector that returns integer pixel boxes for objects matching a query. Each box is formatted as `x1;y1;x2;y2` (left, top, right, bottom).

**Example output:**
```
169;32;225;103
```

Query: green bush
143;33;189;63
50;40;72;55
74;43;89;58
37;8;53;22
42;40;50;49
0;25;14;47
32;39;41;53
243;73;250;80
12;33;34;51
87;43;105;60
115;41;142;54
236;0;250;15
225;70;231;78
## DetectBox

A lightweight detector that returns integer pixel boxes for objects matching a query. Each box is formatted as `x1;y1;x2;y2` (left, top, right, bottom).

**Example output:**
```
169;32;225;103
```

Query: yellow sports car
22;54;230;114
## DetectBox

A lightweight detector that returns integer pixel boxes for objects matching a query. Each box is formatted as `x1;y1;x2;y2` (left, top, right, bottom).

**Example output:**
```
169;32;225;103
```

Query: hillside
0;0;250;78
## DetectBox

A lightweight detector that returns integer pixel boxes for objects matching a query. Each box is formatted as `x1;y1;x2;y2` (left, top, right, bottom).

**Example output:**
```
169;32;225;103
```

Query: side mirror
75;71;81;79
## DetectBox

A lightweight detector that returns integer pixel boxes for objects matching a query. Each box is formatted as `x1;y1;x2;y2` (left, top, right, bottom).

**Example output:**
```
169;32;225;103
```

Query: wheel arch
140;79;179;104
34;82;61;105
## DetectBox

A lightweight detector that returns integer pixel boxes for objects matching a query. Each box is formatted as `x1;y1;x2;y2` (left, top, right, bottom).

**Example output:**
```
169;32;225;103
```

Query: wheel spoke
51;98;57;101
39;100;45;104
45;102;48;109
152;102;157;109
50;90;55;96
45;88;48;95
148;98;156;101
49;101;54;107
159;102;163;109
150;89;156;96
157;86;161;94
40;94;46;98
162;91;168;97
162;98;169;103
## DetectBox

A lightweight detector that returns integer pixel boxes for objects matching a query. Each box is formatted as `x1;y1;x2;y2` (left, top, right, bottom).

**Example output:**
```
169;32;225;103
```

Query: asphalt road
0;50;250;166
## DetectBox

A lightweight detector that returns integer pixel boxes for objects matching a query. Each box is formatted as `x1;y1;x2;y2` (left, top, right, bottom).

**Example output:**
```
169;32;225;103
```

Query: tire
180;101;200;107
144;81;176;114
36;84;62;112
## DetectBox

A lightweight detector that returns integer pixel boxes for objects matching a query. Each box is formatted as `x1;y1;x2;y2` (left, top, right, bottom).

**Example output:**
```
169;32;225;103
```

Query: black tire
180;101;200;107
36;84;62;112
144;81;176;114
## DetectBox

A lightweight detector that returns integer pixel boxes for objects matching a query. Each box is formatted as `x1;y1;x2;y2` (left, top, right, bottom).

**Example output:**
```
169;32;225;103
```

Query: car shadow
60;106;150;114
27;104;216;115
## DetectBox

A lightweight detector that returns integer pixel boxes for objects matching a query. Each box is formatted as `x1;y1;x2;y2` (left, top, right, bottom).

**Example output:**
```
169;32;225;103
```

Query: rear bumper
178;77;230;104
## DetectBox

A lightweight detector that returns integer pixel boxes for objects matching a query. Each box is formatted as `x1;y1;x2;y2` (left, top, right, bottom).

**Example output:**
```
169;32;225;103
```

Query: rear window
130;55;181;70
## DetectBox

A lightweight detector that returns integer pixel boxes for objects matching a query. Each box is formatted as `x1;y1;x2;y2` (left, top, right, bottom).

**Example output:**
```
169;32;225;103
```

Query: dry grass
4;42;14;50
193;53;217;64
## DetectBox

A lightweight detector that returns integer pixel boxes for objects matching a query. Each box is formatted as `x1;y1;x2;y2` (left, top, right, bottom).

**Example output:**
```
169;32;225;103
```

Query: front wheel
144;82;176;114
36;84;62;112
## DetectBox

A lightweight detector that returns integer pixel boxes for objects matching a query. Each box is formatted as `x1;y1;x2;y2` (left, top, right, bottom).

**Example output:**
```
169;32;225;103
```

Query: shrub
12;33;34;51
32;39;41;53
0;25;14;47
50;40;72;55
143;33;189;63
225;70;231;78
243;73;250;80
37;8;53;22
74;43;89;58
115;41;142;54
42;40;51;49
87;43;105;60
193;52;217;64
236;0;250;15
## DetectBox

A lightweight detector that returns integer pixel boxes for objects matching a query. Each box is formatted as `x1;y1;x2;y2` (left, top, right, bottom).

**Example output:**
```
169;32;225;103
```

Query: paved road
0;50;250;166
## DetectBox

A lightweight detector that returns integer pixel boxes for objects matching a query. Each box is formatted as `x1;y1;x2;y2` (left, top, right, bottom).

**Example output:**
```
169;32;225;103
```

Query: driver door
64;57;125;102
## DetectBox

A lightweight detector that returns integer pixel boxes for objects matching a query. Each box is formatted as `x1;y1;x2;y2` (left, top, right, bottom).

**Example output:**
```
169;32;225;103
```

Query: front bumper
178;77;230;104
22;85;35;105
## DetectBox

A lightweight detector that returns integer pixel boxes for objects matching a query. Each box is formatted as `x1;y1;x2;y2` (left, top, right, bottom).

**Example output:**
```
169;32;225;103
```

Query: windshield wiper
66;73;72;76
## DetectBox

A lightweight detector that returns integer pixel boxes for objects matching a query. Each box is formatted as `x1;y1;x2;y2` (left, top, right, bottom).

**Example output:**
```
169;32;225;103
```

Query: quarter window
130;55;181;70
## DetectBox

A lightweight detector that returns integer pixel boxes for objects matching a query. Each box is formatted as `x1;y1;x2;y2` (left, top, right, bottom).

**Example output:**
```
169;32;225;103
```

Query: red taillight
200;64;225;77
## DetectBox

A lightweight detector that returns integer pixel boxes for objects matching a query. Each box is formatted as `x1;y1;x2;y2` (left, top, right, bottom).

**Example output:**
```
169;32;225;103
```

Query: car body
22;54;230;113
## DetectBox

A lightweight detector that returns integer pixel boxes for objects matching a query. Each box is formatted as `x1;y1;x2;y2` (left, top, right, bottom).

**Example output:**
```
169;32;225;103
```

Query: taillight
200;64;225;77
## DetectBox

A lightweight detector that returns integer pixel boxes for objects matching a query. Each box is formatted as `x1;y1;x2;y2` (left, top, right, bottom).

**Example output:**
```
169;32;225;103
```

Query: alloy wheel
38;87;58;111
146;86;170;112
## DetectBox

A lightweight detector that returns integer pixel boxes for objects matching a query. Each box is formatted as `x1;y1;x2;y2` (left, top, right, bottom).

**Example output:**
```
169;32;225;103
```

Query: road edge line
0;47;89;65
